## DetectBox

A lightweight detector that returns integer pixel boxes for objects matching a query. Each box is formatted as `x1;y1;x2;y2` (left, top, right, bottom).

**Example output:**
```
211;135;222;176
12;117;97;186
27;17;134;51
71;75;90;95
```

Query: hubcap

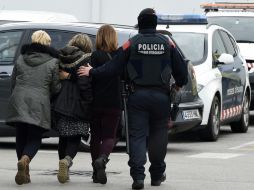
243;96;249;127
212;101;220;135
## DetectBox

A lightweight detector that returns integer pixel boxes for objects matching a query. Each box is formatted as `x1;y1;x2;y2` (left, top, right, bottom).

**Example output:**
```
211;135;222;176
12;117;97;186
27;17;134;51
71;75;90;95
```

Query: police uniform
89;8;188;190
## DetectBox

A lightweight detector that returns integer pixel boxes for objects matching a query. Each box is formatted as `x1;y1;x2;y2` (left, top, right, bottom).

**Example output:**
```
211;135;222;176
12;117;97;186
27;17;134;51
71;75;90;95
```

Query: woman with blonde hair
90;24;122;184
52;33;93;184
6;30;61;185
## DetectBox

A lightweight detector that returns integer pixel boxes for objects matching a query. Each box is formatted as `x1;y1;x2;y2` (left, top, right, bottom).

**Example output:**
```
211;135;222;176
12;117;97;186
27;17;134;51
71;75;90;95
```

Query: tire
79;131;91;152
199;96;220;141
230;94;249;133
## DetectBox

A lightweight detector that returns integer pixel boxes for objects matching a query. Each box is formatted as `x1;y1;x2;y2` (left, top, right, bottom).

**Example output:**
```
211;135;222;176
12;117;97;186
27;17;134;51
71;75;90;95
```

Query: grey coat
6;43;61;130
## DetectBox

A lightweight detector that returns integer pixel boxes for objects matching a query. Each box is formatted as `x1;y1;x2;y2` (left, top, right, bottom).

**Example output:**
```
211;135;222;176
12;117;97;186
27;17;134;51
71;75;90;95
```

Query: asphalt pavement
1;122;254;190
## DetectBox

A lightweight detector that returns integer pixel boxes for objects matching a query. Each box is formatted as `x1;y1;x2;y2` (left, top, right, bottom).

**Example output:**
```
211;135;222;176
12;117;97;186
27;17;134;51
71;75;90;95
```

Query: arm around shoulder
50;60;61;95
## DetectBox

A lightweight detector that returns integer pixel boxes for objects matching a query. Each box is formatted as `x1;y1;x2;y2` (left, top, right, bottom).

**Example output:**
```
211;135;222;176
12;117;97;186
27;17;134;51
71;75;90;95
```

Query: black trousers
15;123;45;160
58;136;81;160
127;89;170;181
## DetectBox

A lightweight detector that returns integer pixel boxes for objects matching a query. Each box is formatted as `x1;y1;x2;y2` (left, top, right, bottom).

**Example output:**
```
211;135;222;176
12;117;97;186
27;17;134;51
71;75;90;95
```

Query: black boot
94;154;109;184
132;180;144;189
151;173;166;186
91;162;99;183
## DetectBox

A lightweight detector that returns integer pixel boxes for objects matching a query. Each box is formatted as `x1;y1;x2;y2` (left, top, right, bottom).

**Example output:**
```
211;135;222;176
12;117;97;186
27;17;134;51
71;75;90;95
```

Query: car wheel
199;96;220;141
230;94;249;133
80;131;91;152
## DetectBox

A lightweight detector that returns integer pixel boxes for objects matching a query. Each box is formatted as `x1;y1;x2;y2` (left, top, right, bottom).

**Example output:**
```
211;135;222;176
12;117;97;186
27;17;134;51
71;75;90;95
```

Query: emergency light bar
201;2;254;11
157;14;208;25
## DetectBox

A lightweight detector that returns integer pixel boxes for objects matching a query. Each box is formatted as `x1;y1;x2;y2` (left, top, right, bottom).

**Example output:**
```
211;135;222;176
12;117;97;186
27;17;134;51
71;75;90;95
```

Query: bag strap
106;52;112;60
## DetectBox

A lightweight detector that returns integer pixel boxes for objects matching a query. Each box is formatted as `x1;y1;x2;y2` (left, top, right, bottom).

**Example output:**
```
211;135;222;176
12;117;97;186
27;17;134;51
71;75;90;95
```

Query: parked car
0;21;203;151
201;2;254;109
0;10;79;24
157;14;251;141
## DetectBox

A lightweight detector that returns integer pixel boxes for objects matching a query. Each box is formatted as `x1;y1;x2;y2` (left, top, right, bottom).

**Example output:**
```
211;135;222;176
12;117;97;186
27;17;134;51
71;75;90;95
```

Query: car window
212;30;226;61
220;30;237;57
0;30;23;65
30;30;96;50
45;30;77;49
208;16;254;42
171;32;207;65
228;35;239;54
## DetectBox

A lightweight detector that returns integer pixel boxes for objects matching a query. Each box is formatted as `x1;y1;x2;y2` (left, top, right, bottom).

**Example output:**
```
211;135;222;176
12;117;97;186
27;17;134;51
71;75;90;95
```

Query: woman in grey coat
6;30;61;185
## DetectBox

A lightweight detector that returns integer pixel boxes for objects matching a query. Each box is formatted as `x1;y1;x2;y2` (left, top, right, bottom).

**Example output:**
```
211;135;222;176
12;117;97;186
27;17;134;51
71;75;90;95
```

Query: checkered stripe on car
221;105;242;120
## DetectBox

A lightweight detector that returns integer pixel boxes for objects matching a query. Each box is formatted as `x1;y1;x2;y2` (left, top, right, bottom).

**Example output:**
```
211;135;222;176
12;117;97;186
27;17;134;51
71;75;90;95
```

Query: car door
0;30;26;127
212;30;236;120
220;30;246;111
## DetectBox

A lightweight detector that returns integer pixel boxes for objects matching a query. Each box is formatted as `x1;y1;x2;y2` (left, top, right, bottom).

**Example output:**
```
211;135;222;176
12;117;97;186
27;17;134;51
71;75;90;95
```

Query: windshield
208;16;254;42
171;32;207;65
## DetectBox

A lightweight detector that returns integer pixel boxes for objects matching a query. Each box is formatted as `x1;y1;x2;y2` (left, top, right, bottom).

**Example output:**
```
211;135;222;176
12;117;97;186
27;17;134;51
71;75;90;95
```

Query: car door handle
232;68;240;72
0;72;11;78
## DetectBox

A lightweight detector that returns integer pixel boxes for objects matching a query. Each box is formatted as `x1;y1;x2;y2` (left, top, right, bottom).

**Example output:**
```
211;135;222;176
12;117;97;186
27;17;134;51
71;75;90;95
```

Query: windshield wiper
237;40;254;43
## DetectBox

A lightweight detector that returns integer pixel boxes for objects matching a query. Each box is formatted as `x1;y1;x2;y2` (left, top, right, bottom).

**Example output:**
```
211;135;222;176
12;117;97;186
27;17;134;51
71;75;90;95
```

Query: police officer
78;8;188;190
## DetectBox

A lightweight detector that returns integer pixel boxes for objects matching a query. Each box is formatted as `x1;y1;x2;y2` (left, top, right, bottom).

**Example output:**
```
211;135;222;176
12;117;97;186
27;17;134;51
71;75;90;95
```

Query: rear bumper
169;98;204;134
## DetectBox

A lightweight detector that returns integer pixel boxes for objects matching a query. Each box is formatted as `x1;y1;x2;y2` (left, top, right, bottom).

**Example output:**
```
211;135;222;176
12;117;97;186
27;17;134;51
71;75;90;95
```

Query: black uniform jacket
90;29;188;88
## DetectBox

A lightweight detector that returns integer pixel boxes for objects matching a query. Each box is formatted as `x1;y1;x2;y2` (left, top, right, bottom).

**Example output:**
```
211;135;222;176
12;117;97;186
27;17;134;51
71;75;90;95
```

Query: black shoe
94;155;109;184
92;171;99;183
91;162;99;183
92;176;99;183
132;180;144;189
151;173;166;186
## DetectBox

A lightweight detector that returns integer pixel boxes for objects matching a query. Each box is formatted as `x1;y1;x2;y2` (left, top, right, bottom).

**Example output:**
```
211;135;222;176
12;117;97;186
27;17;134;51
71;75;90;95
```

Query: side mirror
218;53;234;64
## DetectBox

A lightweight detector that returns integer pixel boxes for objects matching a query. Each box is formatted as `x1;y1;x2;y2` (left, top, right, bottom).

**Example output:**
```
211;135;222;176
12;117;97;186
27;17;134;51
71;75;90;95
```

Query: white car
157;14;251;141
201;2;254;109
0;10;79;24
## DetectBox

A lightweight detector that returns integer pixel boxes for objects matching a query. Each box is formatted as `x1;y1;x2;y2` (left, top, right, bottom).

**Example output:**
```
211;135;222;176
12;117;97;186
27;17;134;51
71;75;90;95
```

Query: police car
157;14;251;141
201;2;254;109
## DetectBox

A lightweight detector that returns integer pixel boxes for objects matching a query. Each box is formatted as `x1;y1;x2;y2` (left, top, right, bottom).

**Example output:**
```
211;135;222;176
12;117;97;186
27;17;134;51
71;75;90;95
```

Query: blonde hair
68;33;93;53
96;24;118;52
31;30;51;46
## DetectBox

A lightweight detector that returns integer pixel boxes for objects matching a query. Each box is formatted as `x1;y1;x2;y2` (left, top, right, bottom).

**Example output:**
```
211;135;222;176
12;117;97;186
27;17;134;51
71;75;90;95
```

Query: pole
121;80;130;154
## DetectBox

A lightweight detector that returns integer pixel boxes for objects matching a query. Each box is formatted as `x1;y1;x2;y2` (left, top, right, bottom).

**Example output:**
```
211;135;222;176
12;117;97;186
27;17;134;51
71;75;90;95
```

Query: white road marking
229;141;254;150
188;152;244;159
38;150;57;154
112;153;128;156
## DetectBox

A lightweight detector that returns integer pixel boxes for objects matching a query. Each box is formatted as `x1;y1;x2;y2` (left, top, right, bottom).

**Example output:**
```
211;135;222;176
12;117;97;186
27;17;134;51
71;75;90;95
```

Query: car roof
206;11;254;17
157;24;209;34
0;21;137;36
0;10;79;22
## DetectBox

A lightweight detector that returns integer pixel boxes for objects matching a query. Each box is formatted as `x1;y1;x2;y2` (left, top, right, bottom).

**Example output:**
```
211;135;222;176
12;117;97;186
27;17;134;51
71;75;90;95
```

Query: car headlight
197;84;204;92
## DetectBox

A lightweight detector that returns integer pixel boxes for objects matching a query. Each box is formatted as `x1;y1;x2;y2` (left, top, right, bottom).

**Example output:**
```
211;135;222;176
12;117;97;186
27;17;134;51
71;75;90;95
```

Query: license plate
182;110;200;120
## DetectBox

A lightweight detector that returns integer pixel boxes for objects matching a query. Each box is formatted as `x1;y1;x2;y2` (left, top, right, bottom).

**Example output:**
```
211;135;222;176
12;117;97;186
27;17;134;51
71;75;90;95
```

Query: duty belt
133;84;169;95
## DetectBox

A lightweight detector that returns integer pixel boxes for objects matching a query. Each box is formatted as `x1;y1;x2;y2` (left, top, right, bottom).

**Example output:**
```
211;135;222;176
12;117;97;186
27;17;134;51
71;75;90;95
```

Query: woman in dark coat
53;34;93;184
6;30;61;185
90;24;122;184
